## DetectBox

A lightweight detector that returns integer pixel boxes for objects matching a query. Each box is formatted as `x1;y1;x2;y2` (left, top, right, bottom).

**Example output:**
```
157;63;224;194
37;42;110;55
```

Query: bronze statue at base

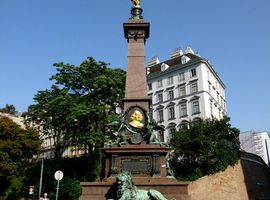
116;172;175;200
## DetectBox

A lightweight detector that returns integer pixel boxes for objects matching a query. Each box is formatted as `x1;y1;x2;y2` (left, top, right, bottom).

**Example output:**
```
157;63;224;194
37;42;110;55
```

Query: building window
167;76;174;85
156;93;163;103
157;130;164;142
168;106;175;120
178;72;185;82
210;102;213;117
208;83;211;94
148;83;152;90
157;109;164;122
157;79;163;88
167;124;176;141
190;81;198;93
179;120;188;129
179;85;186;97
167;89;174;100
192;100;200;114
190;68;197;77
179;103;187;117
149;107;153;119
148;94;153;105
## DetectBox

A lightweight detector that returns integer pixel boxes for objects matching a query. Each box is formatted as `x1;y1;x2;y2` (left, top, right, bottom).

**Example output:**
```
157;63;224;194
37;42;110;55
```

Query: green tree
27;86;75;158
26;57;125;159
0;116;40;195
58;177;81;200
169;117;240;181
4;176;25;200
0;104;17;115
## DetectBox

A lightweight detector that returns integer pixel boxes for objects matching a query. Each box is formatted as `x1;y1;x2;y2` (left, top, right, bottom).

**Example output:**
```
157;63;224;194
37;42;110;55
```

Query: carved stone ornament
127;30;145;39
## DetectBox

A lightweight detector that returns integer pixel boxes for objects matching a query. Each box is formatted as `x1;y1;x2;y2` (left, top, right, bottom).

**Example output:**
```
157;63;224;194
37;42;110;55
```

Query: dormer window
161;63;169;71
181;55;190;64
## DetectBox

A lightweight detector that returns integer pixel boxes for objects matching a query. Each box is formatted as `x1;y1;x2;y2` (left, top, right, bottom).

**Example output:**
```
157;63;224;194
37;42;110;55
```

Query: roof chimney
170;48;183;58
186;46;194;54
147;56;160;67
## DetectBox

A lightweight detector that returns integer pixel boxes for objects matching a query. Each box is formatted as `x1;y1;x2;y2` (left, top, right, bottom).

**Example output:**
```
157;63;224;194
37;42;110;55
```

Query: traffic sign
54;170;64;181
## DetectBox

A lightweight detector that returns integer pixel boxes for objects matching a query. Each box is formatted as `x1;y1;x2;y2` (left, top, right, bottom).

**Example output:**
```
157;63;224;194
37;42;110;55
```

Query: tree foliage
169;117;240;181
0;104;17;115
0;116;40;194
58;177;82;200
26;57;126;159
4;176;25;200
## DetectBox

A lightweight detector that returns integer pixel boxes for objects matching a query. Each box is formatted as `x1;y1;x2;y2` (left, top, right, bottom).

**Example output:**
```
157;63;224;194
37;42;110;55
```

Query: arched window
157;129;165;143
190;96;200;114
179;99;188;117
167;123;176;141
166;102;176;120
179;120;189;129
190;117;202;127
155;105;164;123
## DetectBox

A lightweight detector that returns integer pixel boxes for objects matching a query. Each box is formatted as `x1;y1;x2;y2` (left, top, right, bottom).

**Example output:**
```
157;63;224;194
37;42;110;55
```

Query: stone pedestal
102;144;169;179
80;144;191;200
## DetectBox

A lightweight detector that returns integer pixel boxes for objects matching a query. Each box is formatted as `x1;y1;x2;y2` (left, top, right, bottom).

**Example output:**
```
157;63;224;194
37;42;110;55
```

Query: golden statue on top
132;0;140;7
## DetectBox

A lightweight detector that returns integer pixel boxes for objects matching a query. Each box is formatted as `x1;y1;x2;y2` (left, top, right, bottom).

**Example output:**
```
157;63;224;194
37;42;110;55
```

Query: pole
265;139;270;166
38;157;44;199
55;179;60;200
54;170;63;200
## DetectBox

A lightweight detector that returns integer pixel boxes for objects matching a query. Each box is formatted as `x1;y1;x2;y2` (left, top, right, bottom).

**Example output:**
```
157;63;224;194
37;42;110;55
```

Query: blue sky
0;0;269;132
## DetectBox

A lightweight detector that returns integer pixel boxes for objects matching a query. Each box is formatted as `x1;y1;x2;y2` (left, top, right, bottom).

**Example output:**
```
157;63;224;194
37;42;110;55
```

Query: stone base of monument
79;144;191;200
80;177;191;200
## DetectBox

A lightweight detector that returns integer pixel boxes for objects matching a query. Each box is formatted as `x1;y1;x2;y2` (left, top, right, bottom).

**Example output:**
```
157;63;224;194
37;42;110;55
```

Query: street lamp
38;150;44;199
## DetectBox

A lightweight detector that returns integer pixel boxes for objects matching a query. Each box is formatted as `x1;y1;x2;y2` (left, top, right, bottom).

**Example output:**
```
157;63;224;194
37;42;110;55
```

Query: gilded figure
129;110;144;128
132;0;140;6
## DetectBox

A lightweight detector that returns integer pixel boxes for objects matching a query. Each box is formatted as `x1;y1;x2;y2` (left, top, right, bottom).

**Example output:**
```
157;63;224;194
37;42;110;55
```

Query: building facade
0;112;26;128
240;130;270;166
146;47;227;142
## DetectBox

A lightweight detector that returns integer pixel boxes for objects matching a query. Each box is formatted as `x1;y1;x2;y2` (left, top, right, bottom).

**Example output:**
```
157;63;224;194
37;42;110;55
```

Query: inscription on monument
121;158;150;174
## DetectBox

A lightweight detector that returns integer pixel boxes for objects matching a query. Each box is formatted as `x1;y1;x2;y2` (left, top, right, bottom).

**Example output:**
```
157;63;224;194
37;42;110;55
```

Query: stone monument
79;1;191;199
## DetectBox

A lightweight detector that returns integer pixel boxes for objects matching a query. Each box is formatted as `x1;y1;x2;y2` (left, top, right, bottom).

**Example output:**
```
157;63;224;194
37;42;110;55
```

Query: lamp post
38;152;44;199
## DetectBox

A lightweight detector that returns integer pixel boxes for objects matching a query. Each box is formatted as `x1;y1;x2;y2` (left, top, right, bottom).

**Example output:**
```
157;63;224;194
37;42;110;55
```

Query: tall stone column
123;6;150;112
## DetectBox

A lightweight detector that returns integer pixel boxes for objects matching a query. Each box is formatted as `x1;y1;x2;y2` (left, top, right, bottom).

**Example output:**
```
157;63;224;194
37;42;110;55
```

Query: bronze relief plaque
121;157;151;174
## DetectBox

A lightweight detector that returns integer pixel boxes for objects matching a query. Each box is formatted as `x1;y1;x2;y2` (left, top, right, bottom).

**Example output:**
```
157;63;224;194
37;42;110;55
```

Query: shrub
169;117;240;181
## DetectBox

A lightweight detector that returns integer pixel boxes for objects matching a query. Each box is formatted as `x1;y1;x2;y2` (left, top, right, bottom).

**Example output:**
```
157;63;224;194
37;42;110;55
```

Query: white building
146;47;227;142
0;112;25;129
240;130;270;166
